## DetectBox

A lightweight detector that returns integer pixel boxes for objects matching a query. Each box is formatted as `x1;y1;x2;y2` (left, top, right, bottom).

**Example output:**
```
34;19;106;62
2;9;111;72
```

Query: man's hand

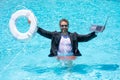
28;19;31;24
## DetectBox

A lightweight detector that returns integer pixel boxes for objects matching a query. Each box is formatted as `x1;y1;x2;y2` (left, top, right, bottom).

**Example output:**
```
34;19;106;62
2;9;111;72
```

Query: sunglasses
60;25;68;27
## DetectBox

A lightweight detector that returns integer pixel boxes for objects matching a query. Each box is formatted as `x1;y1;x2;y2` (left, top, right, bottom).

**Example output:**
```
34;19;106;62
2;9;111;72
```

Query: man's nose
62;26;66;28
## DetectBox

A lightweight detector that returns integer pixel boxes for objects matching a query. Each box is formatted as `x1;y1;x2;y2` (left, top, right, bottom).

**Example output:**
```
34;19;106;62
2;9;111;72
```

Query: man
29;19;97;60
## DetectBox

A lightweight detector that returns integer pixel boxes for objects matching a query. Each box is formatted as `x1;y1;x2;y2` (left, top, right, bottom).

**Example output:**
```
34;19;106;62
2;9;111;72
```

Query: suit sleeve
37;26;53;39
77;32;97;42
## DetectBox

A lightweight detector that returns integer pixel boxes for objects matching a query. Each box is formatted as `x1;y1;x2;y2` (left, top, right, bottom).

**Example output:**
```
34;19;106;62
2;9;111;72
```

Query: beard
61;28;68;33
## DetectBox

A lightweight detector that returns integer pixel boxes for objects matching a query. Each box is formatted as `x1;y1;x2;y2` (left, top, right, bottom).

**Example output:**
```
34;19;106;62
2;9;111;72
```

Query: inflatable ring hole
15;16;30;33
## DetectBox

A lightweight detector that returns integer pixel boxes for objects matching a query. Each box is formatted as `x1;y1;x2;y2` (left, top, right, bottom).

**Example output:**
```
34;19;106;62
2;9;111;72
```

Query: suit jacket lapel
68;32;73;47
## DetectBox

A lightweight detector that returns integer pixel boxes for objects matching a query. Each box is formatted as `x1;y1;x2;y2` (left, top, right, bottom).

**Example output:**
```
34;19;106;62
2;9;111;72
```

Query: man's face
60;21;68;33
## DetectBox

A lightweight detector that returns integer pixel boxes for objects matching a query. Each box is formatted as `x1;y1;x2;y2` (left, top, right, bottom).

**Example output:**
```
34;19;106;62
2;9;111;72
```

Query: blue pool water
0;0;120;80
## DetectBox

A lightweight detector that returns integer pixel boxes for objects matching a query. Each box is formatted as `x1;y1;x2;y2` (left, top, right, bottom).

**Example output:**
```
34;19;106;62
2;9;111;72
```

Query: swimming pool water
0;0;120;80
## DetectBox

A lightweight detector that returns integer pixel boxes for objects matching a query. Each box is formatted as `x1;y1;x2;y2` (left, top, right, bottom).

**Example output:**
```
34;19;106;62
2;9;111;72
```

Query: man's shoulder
69;32;78;35
52;31;61;36
53;31;60;34
68;32;79;38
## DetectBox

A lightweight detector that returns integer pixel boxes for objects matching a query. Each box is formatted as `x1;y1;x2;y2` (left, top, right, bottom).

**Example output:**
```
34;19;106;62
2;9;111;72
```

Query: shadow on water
71;64;119;74
22;65;70;75
22;64;119;75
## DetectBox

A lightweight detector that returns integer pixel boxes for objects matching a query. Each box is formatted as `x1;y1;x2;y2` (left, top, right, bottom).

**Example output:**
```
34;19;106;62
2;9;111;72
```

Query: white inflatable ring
9;9;37;40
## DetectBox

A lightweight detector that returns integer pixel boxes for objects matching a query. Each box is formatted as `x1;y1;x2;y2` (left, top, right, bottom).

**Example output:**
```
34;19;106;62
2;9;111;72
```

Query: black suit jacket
37;27;97;57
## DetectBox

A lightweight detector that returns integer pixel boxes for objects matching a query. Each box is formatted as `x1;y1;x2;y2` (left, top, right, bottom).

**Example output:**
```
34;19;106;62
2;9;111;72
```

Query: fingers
28;19;31;24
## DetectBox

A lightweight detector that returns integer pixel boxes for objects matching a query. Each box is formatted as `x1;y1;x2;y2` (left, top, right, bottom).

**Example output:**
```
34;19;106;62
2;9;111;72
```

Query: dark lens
61;25;68;27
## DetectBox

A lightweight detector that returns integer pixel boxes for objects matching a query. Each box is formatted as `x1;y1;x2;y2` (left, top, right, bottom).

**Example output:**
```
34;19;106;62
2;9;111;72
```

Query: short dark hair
59;19;69;26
